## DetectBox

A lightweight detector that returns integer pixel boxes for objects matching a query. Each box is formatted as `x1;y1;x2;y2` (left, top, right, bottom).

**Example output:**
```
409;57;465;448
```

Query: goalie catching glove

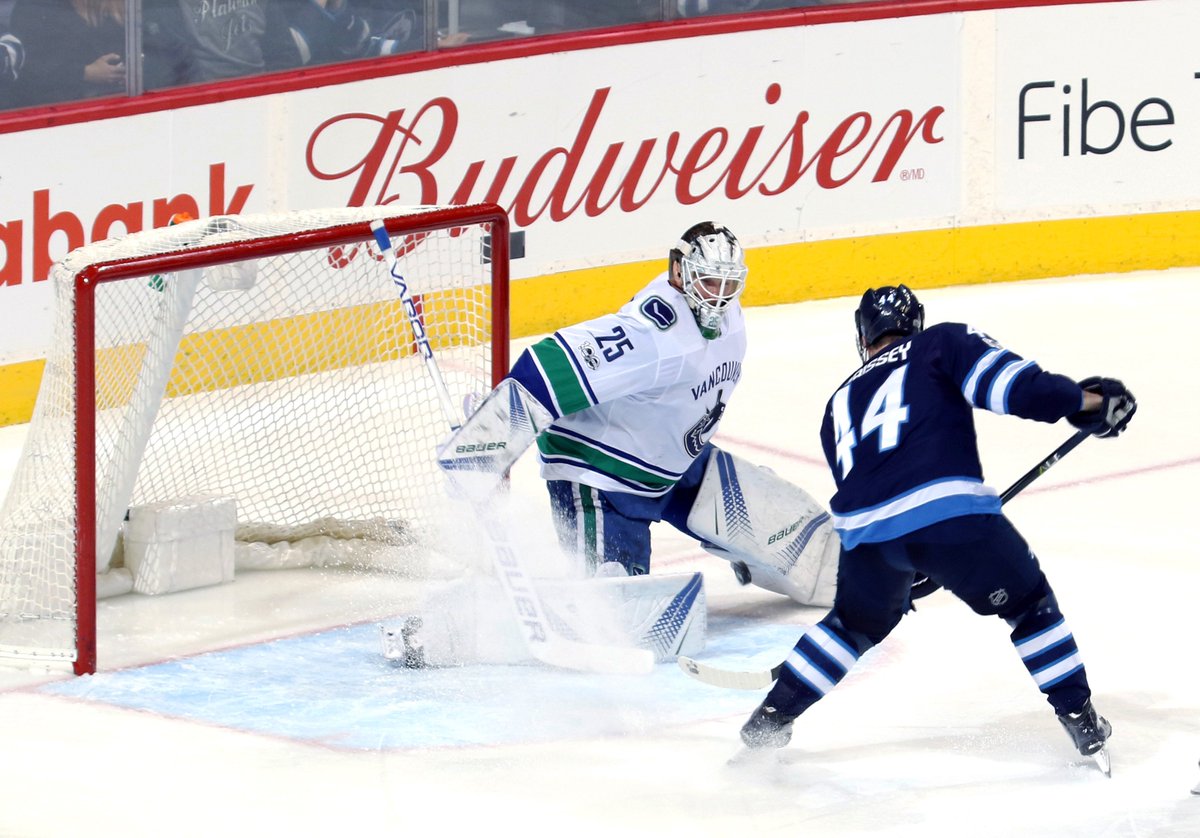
1067;377;1136;439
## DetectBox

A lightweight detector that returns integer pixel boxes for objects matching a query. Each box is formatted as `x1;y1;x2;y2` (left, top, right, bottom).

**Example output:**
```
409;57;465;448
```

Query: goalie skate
379;617;426;669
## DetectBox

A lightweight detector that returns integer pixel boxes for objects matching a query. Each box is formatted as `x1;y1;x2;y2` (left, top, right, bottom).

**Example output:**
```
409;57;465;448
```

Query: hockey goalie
385;222;839;670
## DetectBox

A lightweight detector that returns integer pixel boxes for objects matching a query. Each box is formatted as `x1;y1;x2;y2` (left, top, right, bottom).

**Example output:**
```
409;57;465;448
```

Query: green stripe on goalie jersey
530;338;592;415
580;485;600;569
537;431;677;492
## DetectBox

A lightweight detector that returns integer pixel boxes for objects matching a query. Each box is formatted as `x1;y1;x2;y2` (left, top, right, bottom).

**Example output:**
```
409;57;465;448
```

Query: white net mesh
0;205;503;667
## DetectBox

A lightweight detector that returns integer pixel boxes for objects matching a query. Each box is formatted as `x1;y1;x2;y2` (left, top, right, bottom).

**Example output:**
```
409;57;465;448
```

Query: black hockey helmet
854;284;925;362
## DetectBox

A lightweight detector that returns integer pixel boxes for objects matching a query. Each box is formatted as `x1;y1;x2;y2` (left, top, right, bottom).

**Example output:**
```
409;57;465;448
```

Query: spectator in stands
284;0;425;64
524;1;655;35
353;0;429;53
143;0;421;90
1;27;23;111
142;0;302;86
8;0;125;106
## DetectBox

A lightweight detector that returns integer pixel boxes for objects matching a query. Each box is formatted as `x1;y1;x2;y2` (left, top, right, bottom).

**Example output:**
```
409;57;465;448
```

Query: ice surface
1;270;1197;837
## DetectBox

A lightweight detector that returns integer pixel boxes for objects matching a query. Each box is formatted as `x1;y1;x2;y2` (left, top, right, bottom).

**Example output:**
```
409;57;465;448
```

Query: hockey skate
727;701;797;767
740;701;795;750
1057;699;1112;776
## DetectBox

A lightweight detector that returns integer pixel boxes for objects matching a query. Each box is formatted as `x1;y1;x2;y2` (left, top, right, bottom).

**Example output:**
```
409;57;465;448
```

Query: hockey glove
1067;376;1137;439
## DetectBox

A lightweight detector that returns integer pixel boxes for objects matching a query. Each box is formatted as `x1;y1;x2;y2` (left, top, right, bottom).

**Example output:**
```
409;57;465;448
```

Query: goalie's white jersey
507;273;747;497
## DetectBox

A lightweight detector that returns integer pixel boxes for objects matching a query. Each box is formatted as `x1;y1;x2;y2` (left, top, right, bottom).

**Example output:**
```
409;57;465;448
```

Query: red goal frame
67;204;509;674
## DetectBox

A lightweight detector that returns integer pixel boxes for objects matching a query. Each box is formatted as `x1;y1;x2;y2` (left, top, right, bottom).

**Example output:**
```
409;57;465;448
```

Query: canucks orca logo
684;389;726;457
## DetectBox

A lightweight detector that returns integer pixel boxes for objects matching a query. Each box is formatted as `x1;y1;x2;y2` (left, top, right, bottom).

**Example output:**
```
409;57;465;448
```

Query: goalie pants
765;513;1093;720
545;445;714;576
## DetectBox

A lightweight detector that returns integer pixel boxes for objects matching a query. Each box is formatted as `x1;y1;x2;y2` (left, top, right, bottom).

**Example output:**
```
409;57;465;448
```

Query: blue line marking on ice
38;618;802;750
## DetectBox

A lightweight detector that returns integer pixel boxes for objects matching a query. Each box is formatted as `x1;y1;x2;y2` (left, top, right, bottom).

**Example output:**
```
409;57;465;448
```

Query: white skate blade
1091;747;1112;778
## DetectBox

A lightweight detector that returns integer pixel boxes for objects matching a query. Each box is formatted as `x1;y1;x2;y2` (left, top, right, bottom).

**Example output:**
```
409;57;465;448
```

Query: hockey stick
369;222;462;432
370;220;654;675
678;428;1093;690
999;427;1090;503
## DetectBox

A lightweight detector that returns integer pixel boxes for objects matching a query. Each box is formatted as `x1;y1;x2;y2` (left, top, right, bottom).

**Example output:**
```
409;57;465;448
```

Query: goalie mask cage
0;203;510;675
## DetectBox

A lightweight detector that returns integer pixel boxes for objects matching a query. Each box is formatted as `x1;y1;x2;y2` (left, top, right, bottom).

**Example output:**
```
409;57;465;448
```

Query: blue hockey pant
545;445;713;576
765;513;1093;719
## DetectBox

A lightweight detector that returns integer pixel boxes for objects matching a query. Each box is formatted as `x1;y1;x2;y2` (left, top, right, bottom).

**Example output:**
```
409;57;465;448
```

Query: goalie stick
371;220;653;676
678;428;1093;690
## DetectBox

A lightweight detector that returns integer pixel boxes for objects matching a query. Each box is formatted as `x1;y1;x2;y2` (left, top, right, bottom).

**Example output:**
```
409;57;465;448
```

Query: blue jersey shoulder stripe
962;348;1007;406
987;359;1036;415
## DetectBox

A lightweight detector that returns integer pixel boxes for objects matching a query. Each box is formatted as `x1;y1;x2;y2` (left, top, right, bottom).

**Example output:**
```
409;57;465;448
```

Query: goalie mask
854;284;925;363
669;222;748;339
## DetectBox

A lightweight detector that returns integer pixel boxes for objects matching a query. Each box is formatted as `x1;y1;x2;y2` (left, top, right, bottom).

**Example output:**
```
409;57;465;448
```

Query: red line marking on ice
1017;454;1200;496
713;434;826;468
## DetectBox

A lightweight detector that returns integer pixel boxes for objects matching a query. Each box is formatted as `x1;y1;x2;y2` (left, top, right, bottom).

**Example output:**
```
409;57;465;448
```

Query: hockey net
0;204;509;674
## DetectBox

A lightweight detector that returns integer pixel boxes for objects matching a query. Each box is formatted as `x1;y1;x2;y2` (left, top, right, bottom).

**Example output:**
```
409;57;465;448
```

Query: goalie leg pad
687;448;838;607
405;576;530;666
383;571;707;666
579;571;706;660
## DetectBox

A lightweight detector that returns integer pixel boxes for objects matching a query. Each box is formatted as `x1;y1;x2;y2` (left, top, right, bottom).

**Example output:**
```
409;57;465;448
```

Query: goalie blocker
436;377;552;499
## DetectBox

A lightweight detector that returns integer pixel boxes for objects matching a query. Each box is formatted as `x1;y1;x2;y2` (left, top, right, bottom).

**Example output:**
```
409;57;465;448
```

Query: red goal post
0;204;510;674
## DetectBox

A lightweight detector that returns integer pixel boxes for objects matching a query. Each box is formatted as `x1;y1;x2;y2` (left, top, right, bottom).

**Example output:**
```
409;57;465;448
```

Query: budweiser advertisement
1;1;1197;368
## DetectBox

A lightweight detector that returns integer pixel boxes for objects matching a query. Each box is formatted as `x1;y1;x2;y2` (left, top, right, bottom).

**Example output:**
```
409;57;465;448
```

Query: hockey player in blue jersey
739;284;1136;770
